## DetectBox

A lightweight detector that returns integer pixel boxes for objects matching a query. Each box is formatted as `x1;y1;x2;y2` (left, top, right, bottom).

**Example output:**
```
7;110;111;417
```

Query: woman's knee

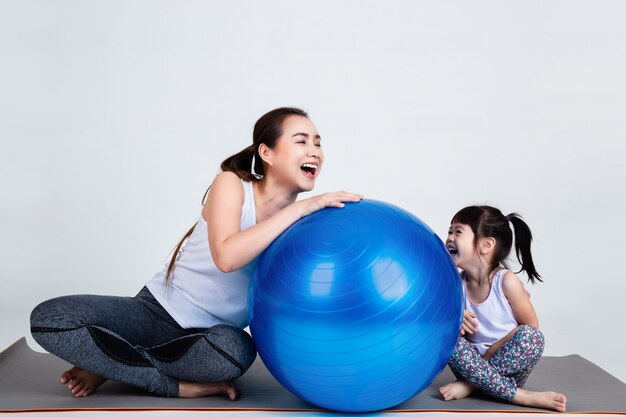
31;295;108;335
30;296;93;353
209;325;257;371
150;326;257;382
31;297;74;329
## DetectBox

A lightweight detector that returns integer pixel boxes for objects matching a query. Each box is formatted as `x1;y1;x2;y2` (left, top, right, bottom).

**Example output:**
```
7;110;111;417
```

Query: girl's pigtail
506;213;543;284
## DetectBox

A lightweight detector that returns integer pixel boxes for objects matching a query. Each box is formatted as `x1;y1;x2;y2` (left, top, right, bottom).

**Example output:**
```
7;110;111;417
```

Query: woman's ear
258;143;273;166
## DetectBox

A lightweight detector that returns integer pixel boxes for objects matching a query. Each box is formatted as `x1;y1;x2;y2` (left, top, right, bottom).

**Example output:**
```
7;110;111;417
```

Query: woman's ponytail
506;213;542;284
220;107;308;181
163;222;197;287
220;144;260;182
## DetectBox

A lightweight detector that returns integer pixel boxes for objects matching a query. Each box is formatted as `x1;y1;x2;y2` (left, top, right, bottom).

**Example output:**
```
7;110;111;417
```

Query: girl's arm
482;271;539;360
502;270;539;328
483;327;518;360
204;172;362;272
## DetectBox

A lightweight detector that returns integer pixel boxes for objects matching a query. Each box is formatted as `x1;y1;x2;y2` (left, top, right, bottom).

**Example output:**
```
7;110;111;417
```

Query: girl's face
446;222;477;270
265;115;324;192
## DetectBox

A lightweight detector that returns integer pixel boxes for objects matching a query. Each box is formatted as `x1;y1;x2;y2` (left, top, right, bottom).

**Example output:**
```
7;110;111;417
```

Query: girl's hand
295;191;364;218
461;310;478;336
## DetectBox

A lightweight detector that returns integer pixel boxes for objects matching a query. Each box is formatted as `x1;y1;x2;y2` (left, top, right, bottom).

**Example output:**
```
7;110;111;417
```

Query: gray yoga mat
1;338;625;413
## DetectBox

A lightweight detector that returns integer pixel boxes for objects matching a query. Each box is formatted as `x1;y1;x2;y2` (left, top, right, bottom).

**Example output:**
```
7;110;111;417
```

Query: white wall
1;0;625;383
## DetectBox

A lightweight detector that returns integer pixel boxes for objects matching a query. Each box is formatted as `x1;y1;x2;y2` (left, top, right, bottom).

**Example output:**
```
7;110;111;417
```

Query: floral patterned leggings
447;325;545;402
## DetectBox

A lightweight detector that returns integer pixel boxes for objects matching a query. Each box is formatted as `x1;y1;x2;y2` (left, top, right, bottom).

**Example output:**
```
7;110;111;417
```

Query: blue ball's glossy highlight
249;199;463;412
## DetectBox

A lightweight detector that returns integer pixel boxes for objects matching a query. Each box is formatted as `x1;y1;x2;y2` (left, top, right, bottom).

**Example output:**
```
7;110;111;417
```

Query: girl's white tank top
463;268;522;355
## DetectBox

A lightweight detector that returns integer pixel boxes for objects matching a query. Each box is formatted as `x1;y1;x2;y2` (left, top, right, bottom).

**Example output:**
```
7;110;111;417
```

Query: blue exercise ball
248;199;462;412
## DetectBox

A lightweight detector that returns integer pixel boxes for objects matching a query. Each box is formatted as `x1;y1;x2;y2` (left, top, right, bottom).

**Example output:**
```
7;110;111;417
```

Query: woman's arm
204;172;362;272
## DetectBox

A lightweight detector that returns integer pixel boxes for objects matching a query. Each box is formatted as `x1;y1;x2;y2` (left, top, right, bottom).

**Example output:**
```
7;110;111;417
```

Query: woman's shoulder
202;172;247;217
209;171;248;195
214;170;244;184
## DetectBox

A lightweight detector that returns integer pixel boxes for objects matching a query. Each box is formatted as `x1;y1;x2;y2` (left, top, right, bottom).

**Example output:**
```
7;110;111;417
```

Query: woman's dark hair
451;205;542;284
220;107;309;181
164;107;309;286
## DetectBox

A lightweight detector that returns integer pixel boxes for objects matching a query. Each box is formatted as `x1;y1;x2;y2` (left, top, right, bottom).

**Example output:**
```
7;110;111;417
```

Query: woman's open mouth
300;163;317;178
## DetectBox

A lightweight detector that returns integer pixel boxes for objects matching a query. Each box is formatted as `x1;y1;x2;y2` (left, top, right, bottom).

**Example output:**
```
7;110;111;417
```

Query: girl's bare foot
513;388;567;412
60;367;108;397
439;380;477;401
179;380;239;400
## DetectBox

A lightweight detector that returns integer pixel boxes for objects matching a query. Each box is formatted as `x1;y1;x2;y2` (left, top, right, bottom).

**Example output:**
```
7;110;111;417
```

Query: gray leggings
30;287;256;397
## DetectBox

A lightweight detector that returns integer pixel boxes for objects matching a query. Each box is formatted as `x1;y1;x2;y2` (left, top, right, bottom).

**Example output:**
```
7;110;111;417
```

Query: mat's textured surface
1;338;625;413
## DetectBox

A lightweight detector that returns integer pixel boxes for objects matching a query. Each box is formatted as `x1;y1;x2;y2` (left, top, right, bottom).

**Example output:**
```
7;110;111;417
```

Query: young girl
438;205;567;412
30;107;363;400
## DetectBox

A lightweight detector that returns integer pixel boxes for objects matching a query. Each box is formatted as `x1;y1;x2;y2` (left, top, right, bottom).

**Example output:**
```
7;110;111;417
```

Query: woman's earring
251;155;263;179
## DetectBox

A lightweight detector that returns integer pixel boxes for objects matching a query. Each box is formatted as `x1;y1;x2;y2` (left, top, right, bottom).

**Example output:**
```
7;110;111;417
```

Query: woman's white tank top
146;180;257;329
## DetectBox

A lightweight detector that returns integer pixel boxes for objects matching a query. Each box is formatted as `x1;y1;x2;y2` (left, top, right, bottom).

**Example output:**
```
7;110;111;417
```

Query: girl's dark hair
164;107;309;286
451;205;542;284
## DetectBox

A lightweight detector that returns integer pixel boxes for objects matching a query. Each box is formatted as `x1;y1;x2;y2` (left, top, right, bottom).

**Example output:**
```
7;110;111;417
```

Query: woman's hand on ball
297;191;363;217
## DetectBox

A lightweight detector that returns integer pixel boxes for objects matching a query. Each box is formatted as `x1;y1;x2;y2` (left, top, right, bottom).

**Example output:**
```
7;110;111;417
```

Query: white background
1;0;625;389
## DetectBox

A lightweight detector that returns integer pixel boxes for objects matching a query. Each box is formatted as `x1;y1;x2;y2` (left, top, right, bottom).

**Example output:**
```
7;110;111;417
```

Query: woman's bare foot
179;380;239;400
439;380;477;401
513;388;567;412
60;367;108;398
